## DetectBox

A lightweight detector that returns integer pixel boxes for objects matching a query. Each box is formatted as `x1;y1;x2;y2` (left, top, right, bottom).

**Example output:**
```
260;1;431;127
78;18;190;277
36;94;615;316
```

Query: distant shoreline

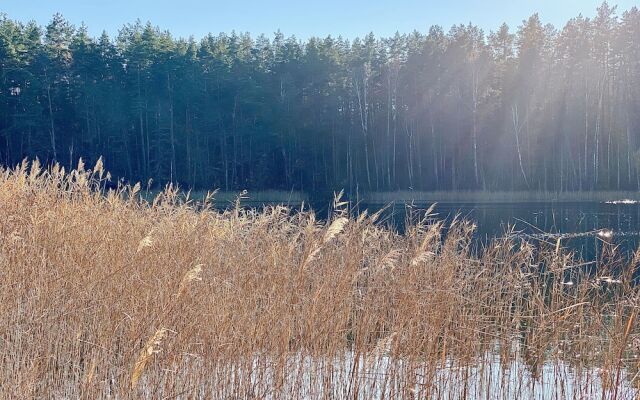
178;190;640;206
361;191;640;205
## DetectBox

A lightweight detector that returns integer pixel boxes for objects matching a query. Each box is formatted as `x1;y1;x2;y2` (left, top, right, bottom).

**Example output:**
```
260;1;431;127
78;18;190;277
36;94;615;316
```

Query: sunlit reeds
0;160;638;399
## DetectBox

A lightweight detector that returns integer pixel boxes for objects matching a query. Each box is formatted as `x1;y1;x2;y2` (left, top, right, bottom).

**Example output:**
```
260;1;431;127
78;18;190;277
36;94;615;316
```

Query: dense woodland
1;3;639;193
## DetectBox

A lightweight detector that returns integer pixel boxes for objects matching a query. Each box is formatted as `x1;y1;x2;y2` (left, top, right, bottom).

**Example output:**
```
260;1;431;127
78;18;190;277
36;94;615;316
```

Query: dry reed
0;160;639;399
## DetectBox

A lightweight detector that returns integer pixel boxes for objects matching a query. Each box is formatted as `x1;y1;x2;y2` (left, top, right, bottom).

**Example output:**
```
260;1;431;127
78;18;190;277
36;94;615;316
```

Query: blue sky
1;0;637;40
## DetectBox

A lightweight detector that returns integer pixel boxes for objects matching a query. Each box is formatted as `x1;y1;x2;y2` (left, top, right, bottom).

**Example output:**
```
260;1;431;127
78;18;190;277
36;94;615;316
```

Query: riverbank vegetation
1;3;640;193
1;160;639;398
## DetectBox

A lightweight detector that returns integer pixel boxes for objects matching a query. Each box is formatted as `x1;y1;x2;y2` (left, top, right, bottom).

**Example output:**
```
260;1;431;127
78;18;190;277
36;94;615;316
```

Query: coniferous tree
0;4;639;194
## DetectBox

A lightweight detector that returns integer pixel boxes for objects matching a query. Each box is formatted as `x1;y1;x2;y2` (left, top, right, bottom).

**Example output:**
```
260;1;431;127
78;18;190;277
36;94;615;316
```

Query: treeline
1;3;639;192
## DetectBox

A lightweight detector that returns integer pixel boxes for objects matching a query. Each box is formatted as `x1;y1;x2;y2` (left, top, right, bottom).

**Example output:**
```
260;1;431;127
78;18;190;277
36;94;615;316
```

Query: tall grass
1;159;639;399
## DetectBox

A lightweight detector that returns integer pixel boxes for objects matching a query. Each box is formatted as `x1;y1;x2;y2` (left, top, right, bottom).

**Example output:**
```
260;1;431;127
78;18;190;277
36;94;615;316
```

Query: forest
0;2;639;193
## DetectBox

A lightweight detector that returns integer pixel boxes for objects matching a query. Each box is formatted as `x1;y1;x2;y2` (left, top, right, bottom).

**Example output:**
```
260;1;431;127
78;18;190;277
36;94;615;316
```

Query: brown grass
1;159;639;399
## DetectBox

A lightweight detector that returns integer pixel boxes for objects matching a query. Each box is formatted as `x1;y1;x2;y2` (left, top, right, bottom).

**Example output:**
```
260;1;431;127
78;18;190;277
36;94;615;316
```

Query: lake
350;200;640;260
214;192;640;260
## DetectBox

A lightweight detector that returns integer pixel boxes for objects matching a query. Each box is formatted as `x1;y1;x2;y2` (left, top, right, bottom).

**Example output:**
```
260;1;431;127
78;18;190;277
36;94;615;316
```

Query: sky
1;0;638;40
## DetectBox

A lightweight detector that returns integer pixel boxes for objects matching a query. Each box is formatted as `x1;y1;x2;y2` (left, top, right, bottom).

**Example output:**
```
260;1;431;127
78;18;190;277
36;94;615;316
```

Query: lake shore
361;190;640;204
152;189;640;207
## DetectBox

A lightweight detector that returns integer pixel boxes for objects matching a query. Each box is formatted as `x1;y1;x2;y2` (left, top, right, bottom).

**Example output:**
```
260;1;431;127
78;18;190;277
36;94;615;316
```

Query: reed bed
1;159;639;399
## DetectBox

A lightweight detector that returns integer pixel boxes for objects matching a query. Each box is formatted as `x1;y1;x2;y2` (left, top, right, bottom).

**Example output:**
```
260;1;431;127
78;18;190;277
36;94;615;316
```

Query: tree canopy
1;3;639;193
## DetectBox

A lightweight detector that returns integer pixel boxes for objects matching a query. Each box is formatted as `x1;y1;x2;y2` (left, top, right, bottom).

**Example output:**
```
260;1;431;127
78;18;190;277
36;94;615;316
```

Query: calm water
226;197;640;260
357;201;640;260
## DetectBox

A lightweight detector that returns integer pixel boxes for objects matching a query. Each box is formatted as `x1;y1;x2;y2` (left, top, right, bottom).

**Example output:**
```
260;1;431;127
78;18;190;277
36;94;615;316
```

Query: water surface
356;201;640;259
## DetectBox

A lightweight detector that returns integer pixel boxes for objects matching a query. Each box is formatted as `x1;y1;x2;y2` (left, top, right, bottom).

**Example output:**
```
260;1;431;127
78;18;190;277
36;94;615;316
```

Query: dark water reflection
357;201;640;260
